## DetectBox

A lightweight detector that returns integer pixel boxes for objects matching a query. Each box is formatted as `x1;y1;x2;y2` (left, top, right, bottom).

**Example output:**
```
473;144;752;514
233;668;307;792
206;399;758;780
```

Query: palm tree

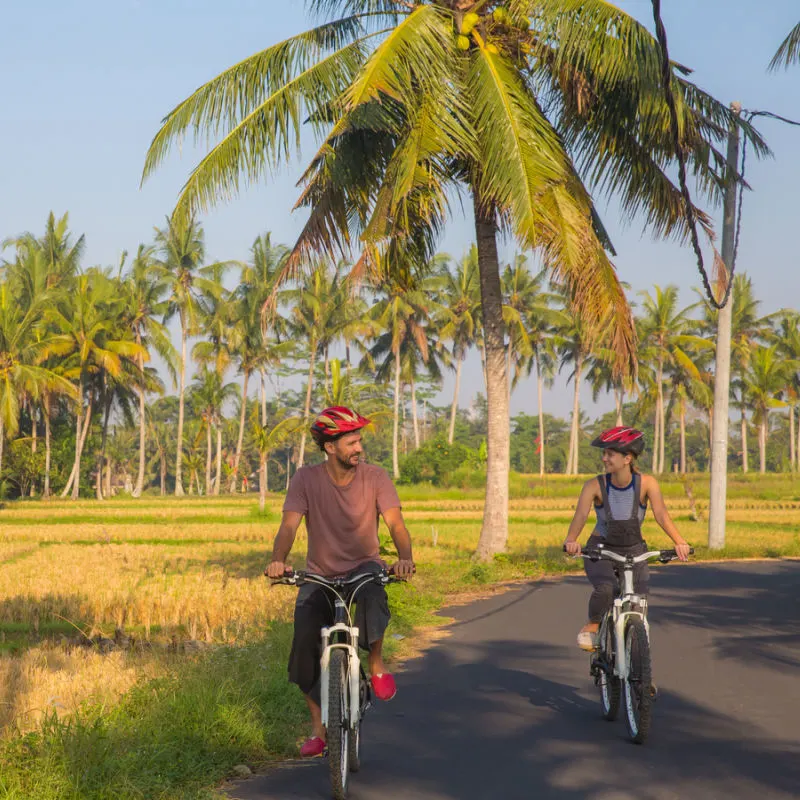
770;22;800;70
281;263;338;468
143;1;761;558
190;368;240;495
638;286;711;474
771;313;800;471
151;215;217;496
435;247;481;445
366;266;434;478
0;284;75;480
252;413;304;512
48;270;145;499
241;232;289;424
554;288;600;476
741;346;794;473
696;274;773;473
122;245;177;497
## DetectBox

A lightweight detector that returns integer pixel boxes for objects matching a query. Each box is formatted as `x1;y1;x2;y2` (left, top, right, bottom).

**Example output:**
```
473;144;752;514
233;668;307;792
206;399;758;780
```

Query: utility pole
708;102;741;550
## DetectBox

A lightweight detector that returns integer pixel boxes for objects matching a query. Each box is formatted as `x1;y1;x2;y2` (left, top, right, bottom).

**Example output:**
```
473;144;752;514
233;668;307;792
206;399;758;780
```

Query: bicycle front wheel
327;649;350;799
623;617;652;744
598;616;620;721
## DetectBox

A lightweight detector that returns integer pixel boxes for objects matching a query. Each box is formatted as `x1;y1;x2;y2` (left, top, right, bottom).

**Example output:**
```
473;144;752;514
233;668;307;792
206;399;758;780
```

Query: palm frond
769;21;800;70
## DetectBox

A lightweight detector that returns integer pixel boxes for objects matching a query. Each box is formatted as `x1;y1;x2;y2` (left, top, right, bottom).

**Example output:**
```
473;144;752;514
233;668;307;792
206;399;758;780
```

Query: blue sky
1;1;798;417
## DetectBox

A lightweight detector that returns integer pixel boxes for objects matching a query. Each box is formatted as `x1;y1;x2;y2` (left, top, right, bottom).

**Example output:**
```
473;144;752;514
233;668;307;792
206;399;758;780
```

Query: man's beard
335;452;359;470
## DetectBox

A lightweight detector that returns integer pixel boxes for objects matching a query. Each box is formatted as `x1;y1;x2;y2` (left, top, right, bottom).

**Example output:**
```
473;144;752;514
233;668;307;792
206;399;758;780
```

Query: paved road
227;561;800;800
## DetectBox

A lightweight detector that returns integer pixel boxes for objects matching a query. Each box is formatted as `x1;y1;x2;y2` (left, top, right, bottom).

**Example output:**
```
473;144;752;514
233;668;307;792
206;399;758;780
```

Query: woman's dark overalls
584;473;650;623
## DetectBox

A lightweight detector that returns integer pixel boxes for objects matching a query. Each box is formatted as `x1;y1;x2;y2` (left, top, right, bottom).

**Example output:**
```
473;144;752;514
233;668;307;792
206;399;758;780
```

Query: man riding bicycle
266;406;415;758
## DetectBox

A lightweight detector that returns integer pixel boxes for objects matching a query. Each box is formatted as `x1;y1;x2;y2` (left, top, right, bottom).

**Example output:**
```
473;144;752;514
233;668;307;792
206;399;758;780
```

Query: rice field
0;474;798;735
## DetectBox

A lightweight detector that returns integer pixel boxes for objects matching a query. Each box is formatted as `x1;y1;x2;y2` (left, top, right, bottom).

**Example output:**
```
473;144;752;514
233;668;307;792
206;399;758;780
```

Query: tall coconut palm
143;1;763;557
638;286;711;474
190;367;240;495
696;274;773;473
435;246;481;444
0;284;75;480
151;215;217;496
741;346;795;473
281;263;339;468
554;287;601;476
241;232;290;423
252;412;305;512
47;270;144;499
771;313;800;471
365;259;436;477
122;245;177;497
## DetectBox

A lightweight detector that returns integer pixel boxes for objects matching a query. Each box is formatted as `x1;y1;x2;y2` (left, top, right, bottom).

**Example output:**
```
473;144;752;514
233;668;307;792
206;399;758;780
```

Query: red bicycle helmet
310;406;371;446
590;426;645;455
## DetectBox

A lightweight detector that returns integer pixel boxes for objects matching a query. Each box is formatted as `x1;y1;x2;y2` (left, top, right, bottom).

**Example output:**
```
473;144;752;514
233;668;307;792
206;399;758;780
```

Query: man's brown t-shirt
283;462;401;576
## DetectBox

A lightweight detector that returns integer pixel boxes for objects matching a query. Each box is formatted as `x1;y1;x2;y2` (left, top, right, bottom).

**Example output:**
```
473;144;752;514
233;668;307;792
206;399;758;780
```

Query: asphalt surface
226;561;800;800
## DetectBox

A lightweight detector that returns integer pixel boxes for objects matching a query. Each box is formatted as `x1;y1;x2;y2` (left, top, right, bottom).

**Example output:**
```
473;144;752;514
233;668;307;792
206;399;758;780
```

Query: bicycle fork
319;608;361;730
612;597;650;681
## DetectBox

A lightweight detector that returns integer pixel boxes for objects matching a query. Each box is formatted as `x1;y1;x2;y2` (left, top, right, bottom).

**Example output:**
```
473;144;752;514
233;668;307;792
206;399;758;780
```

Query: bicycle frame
581;546;683;679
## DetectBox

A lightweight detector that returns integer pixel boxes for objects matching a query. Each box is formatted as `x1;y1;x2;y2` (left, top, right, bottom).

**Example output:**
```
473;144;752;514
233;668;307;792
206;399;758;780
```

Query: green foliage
399;436;479;485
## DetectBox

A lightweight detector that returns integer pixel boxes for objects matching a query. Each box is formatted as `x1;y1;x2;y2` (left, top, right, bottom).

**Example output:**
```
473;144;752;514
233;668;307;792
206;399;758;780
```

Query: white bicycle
271;568;404;799
568;544;693;744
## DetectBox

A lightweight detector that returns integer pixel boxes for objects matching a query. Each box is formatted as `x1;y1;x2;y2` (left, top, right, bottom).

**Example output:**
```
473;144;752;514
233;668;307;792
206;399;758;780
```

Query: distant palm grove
1;211;798;502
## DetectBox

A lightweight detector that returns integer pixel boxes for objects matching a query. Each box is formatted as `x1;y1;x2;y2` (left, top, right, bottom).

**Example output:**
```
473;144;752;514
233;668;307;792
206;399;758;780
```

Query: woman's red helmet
590;426;645;456
310;406;371;448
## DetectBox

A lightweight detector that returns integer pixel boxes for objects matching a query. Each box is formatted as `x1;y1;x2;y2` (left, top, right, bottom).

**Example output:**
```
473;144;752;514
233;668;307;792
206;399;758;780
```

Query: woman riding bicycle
563;426;691;651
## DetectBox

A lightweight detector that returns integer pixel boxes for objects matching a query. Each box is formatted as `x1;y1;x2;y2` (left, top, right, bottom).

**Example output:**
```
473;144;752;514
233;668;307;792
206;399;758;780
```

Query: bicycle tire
327;650;350;799
348;677;366;773
598;615;621;721
623;617;652;744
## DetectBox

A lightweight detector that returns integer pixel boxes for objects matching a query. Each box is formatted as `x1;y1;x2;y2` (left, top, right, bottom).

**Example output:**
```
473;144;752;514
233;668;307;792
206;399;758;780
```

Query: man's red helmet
310;406;371;446
590;426;645;455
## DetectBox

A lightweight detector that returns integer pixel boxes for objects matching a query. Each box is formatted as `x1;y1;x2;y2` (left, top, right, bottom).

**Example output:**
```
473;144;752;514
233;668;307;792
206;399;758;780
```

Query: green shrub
399;437;480;485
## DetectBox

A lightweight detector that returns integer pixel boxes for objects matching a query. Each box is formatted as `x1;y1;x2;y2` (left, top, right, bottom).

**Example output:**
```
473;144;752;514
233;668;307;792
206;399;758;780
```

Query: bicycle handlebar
267;567;412;587
562;544;694;564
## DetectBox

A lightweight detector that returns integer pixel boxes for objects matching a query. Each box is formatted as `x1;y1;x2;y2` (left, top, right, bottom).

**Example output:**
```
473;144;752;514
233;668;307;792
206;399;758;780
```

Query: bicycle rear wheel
623;617;652;744
597;615;620;721
327;649;350;799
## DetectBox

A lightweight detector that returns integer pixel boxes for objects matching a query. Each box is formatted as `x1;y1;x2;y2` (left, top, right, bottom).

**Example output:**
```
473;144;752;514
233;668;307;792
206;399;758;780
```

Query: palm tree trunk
680;397;687;473
0;418;4;482
473;195;510;560
789;405;796;472
96;393;112;501
43;394;52;499
159;451;166;496
174;321;187;496
507;339;513;407
205;419;212;494
71;390;93;501
133;351;146;498
392;348;401;479
796;409;800;473
324;346;331;398
741;410;748;473
411;378;420;450
286;450;292;490
230;368;250;492
657;359;665;474
214;422;223;495
760;418;767;474
30;407;37;496
537;356;545;477
297;346;316;468
448;354;463;445
259;452;267;513
615;388;623;427
568;355;584;475
652;398;660;473
260;370;267;427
